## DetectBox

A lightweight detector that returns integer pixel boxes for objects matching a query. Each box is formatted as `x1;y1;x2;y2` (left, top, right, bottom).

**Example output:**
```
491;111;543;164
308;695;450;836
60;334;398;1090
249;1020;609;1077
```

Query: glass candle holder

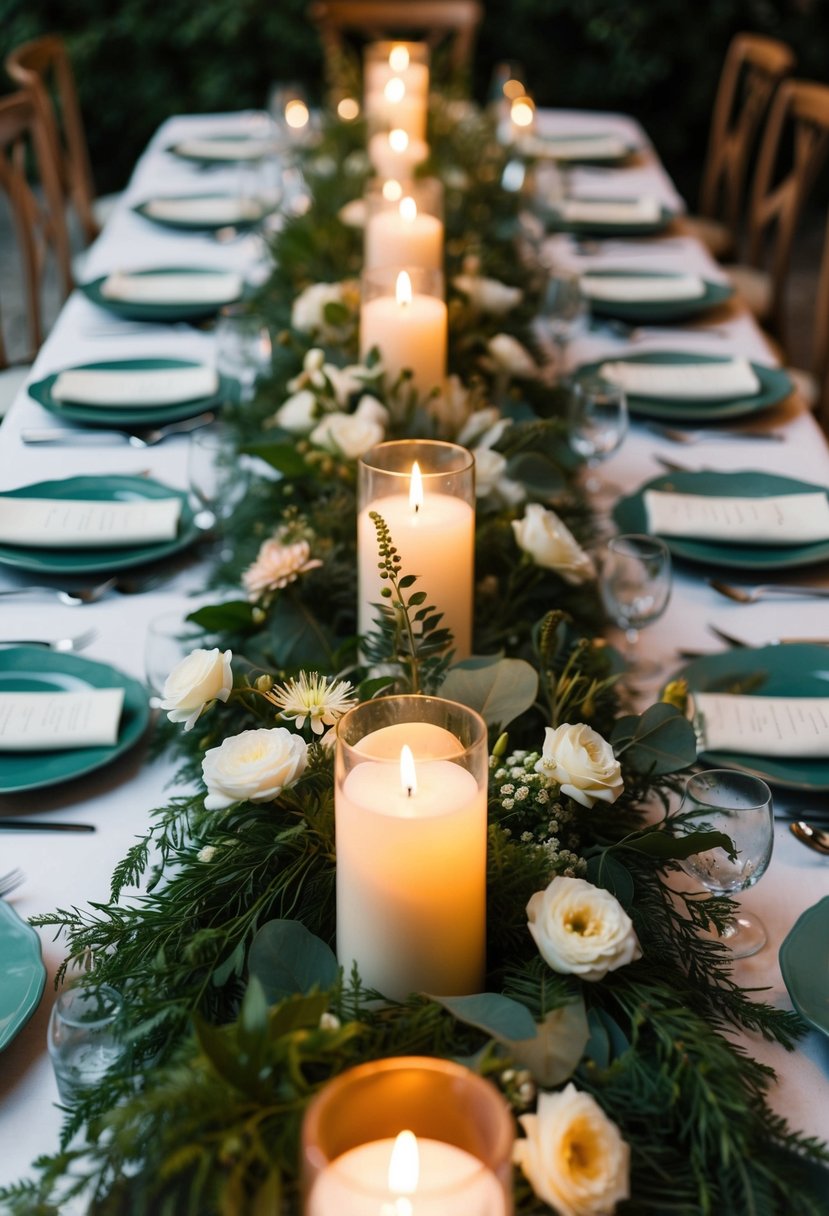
358;439;474;658
364;41;430;132
335;695;487;1002
302;1056;513;1215
364;177;444;272
360;266;447;397
368;124;430;182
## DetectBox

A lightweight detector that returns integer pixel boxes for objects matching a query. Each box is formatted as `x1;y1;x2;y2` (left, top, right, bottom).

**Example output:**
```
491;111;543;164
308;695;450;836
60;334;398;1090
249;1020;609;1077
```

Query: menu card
582;274;705;302
172;136;275;161
600;357;760;400
101;271;242;305
52;366;218;407
0;688;124;751
0;497;182;548
559;197;660;225
644;489;829;544
694;692;829;758
142;196;262;225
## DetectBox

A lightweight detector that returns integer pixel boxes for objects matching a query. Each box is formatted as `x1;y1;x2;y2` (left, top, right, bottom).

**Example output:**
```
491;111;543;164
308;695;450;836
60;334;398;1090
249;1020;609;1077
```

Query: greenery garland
3;96;828;1216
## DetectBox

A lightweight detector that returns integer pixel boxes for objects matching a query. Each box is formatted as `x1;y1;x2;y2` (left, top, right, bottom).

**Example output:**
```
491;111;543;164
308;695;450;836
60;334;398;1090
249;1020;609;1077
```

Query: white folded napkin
581;274;705;303
599;357;760;400
0;688;125;752
0;496;182;548
100;271;243;305
644;489;829;545
173;136;275;161
52;366;218;407
559;197;661;225
694;692;829;758
521;134;629;161
142;196;263;225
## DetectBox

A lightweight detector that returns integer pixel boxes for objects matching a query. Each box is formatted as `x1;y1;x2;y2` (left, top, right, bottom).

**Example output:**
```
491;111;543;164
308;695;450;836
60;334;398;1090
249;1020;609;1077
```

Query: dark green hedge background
1;0;825;200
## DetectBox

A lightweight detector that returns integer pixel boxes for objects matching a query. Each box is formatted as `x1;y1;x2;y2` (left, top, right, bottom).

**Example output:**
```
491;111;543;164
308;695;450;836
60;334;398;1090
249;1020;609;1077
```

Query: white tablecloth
1;109;828;1190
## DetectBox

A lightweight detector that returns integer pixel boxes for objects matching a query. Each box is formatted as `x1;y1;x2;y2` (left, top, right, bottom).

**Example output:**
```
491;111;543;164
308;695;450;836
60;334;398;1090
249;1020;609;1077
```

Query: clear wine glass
676;769;774;958
214;304;273;403
568;374;628;503
538;270;587;381
187;423;246;531
600;533;672;684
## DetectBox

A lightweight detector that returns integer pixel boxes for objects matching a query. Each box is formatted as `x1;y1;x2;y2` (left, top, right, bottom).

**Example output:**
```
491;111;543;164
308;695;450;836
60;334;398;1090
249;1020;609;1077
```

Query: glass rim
684;767;772;812
607;532;670;555
54;982;123;1029
359;438;474;476
336;693;487;752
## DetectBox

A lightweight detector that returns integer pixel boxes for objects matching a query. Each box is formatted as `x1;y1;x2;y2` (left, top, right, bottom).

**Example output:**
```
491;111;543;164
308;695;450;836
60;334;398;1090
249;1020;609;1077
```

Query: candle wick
413;503;419;514
406;785;414;797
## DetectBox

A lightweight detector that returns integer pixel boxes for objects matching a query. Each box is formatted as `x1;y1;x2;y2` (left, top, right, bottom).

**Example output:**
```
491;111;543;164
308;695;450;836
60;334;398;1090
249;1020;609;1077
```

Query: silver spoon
790;820;829;856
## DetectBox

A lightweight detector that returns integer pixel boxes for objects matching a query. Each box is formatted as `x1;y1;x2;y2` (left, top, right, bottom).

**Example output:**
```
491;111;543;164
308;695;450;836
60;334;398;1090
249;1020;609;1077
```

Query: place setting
78;266;247;322
579;268;735;324
542;193;677;238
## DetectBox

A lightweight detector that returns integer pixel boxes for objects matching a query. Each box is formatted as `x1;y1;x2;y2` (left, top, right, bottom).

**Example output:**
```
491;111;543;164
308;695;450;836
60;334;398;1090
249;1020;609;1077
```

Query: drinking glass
568;374;628;502
676;769;774;958
187;424;246;530
214;304;273;402
47;983;126;1103
600;533;672;683
144;610;205;700
538;270;587;380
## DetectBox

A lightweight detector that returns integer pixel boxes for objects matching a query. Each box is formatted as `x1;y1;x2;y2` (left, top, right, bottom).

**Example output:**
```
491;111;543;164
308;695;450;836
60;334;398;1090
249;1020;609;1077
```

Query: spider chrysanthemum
268;672;356;735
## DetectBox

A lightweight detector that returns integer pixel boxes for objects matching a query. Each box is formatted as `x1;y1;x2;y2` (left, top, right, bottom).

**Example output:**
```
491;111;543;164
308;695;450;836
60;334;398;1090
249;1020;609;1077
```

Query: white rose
515;1084;631;1216
354;393;390;428
310;412;384;459
487;333;537;378
536;722;623;809
202;727;308;811
275;389;319;434
456;406;504;449
338;198;366;228
527;875;640;981
473;447;525;506
324;362;365;406
512;504;595;585
431;374;472;435
454;274;522;315
291;282;346;335
160;648;232;732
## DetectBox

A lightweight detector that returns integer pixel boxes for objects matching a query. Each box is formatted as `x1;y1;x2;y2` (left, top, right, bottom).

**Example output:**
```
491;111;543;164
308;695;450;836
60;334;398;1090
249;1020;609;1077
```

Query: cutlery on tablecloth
707;624;829;648
0;820;95;833
0;629;98;652
789;821;829;856
21;410;216;449
708;578;829;604
646;422;785;444
0;867;25;896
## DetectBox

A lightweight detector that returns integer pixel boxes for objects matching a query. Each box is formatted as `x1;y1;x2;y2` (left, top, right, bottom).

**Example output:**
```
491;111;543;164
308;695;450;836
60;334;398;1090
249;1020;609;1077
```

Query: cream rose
527;876;641;981
201;727;308;811
487;332;537;378
310;411;384;459
515;1084;631;1216
275;389;319;434
160;648;233;732
473;447;525;506
535;722;622;809
354;393;390;428
512;504;596;585
291;282;347;335
454;274;522;315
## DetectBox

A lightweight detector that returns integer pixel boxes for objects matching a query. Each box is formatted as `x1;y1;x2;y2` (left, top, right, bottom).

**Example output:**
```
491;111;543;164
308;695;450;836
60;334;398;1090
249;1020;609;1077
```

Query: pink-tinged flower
242;538;321;600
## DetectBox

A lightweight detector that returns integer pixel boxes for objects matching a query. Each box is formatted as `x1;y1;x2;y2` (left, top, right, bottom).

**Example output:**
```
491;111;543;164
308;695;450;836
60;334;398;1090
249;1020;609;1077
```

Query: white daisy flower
268;672;356;736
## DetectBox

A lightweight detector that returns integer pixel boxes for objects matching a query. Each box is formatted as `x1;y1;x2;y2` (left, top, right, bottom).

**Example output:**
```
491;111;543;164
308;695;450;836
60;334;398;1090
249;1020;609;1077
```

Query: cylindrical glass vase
359;266;447;397
364;177;444;272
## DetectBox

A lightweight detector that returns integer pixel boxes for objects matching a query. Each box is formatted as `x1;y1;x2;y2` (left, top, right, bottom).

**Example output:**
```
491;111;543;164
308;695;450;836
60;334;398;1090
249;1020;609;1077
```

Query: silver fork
646;422;785;444
0;868;24;898
21;410;216;449
0;628;98;652
0;577;116;606
708;578;829;603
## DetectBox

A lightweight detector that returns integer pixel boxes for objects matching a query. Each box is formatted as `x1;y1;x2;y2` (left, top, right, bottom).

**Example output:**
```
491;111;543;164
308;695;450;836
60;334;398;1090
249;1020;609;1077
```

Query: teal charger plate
133;194;269;232
582;270;734;323
545;197;676;237
79;267;245;322
780;897;829;1037
0;899;46;1049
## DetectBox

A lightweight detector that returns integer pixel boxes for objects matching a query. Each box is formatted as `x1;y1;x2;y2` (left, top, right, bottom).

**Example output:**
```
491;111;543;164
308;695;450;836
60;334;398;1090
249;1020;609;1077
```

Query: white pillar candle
336;730;487;1001
365;77;428;141
307;1132;507;1216
364;42;430;103
365;196;444;272
360;270;446;397
368;129;429;180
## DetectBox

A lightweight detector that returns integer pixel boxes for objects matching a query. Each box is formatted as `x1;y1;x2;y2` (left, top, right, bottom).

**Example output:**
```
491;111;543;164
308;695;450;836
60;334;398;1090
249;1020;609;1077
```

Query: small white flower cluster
490;750;584;876
271;346;388;460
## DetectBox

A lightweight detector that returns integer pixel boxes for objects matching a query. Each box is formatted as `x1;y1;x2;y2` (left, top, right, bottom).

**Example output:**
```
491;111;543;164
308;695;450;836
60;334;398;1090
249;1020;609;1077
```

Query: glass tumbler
47;983;126;1103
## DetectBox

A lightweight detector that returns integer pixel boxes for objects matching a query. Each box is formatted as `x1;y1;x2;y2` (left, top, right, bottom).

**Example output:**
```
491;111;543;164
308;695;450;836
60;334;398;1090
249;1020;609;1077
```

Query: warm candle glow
400;196;417;223
409;461;423;512
389;128;409;153
503;77;525;100
389;45;410;72
337;97;360;121
383;178;403;202
400;746;417;798
396;270;413;307
285;99;310;129
385;77;406;104
511;96;535;127
389;1130;419;1194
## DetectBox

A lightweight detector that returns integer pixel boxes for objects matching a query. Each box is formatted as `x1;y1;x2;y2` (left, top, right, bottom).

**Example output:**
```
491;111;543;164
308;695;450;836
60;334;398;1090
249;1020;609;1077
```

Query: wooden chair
309;0;483;76
5;33;115;248
724;79;829;355
684;33;795;261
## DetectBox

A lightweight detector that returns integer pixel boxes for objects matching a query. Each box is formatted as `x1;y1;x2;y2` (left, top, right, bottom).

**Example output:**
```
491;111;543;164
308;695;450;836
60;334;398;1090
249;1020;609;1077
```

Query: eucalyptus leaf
187;600;256;632
430;991;538;1042
248;919;339;1004
585;1007;630;1068
509;1000;590;1087
192;1014;243;1087
441;656;538;729
506;451;566;498
627;828;734;861
242;441;310;478
611;703;697;775
586;852;635;905
268;595;335;669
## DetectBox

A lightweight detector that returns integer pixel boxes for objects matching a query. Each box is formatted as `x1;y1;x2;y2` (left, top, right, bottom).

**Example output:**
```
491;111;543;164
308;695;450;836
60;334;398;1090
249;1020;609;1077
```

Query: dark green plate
167;134;274;164
0;647;150;794
582;270;734;323
0;898;46;1048
0;474;199;575
133;194;269;232
574;351;793;421
614;469;829;571
780;897;829;1036
28;358;233;428
79;267;244;322
545;197;675;237
669;644;829;790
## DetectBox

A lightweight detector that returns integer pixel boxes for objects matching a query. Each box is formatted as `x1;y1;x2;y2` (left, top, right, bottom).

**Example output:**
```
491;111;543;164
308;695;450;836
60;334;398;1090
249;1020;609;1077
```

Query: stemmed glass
568;374;628;503
538;270;587;381
676;769;774;958
187;424;246;532
600;533;672;684
214;304;273;402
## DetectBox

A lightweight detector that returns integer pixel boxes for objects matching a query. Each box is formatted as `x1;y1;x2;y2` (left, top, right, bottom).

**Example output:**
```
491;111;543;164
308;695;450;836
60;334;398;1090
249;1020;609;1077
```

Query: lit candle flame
503;77;525;100
396;270;413;308
383;178;403;202
400;747;417;799
389;128;409;153
285;99;310;130
409;461;423;513
385;77;406;104
399;196;417;223
389;45;410;73
510;96;535;128
337;97;359;121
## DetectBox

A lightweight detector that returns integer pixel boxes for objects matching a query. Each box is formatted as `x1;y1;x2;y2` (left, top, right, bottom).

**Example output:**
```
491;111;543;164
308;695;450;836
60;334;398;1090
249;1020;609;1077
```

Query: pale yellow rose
160;648;232;732
202;727;308;811
535;722;622;808
512;504;596;585
527;875;641;981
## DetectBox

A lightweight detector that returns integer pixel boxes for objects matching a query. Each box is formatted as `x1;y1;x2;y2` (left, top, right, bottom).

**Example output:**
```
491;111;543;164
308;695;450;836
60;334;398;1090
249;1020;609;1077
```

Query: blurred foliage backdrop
0;0;825;201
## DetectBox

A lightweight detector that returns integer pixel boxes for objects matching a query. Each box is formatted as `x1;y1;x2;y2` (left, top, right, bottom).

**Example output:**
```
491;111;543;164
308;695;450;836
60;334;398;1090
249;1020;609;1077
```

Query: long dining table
1;104;828;1194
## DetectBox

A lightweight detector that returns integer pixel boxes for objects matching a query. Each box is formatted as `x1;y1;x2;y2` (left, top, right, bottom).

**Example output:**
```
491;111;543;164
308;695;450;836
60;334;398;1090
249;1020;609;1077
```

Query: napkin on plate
142;196;263;225
520;134;629;161
100;271;243;305
644;489;829;545
0;496;182;548
581;274;706;303
559;196;661;225
599;357;760;400
694;692;829;758
172;136;275;161
52;366;218;407
0;688;125;752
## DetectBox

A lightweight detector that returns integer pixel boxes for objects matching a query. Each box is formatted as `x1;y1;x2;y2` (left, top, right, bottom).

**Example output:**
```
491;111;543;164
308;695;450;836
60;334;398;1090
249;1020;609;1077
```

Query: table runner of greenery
3;99;828;1216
